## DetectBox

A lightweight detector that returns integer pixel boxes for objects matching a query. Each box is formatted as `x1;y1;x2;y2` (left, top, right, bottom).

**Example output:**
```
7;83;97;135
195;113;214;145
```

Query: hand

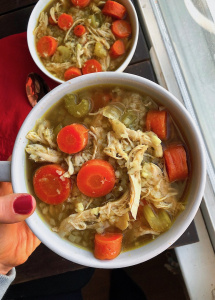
0;181;41;275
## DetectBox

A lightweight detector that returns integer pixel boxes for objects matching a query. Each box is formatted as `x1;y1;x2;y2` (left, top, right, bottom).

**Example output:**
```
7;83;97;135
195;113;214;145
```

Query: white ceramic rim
27;0;139;84
12;72;206;268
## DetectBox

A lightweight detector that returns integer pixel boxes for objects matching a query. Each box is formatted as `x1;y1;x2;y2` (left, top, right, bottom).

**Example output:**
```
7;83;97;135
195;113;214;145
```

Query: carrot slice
73;24;86;36
64;67;82;81
58;13;73;30
109;40;125;58
92;91;112;111
146;110;167;140
111;20;131;38
164;145;189;182
71;0;90;7
102;1;126;19
77;159;116;197
82;59;102;74
57;123;88;154
36;36;57;58
94;233;123;260
33;164;71;205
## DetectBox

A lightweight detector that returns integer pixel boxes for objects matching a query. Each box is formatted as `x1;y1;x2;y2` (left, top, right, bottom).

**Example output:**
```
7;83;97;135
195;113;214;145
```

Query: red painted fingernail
13;195;33;215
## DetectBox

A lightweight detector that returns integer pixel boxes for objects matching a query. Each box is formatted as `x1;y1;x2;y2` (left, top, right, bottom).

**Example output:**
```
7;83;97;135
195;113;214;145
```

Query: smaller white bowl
27;0;139;84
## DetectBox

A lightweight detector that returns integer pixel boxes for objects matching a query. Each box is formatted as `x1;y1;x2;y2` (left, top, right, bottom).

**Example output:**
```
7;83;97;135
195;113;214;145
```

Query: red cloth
0;32;58;160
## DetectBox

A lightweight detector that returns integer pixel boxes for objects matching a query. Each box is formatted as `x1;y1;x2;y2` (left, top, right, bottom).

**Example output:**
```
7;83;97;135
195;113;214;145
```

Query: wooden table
0;0;199;285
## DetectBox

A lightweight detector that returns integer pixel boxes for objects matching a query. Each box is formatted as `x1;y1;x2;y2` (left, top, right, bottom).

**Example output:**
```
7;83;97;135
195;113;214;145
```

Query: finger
0;194;36;224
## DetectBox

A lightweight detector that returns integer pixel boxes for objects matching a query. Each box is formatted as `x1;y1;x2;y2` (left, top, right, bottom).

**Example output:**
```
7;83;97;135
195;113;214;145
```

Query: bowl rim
27;0;139;84
12;72;206;268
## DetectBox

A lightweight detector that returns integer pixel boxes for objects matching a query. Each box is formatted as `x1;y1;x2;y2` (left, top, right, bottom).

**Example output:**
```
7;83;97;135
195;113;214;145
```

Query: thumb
0;194;36;224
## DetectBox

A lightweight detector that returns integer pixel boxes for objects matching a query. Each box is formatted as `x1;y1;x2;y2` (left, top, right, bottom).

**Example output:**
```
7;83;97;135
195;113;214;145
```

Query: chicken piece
87;26;110;49
76;44;84;68
25;144;63;163
58;190;130;236
104;132;128;160
131;225;160;240
34;12;48;39
110;119;163;157
99;54;110;71
83;41;96;57
90;3;101;13
141;162;182;215
126;145;148;220
50;2;61;23
26;121;56;148
115;212;129;231
90;126;107;159
64;156;74;178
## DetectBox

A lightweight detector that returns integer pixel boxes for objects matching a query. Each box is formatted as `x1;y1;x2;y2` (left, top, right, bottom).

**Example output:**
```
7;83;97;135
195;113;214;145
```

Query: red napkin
0;32;58;161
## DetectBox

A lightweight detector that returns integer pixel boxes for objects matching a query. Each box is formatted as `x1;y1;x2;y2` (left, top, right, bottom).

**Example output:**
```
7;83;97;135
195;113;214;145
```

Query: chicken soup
25;85;189;260
34;0;133;81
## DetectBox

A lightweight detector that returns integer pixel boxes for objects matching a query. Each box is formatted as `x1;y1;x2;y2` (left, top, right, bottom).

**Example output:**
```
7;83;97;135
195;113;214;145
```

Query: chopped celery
64;93;91;118
143;205;172;232
89;15;100;28
53;46;71;63
102;105;123;120
121;111;136;127
94;42;107;58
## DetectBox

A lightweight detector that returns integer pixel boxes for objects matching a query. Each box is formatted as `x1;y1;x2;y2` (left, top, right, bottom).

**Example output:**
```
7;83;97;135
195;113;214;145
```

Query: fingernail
13;195;33;215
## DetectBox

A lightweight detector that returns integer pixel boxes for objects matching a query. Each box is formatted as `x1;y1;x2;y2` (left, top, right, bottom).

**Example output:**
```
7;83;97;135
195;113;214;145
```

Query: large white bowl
12;72;206;268
27;0;139;84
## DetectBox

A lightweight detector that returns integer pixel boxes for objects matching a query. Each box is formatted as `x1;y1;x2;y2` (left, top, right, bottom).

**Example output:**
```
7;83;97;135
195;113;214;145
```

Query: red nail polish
13;195;33;215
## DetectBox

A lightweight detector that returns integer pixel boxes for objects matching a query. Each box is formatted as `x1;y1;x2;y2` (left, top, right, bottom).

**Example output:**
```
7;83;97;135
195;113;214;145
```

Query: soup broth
26;85;189;257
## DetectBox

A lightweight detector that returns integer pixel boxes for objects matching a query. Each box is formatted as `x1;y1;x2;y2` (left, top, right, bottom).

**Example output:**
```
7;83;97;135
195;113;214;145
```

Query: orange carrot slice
164;145;189;182
33;164;71;205
71;0;90;7
109;40;125;58
111;20;131;38
102;1;126;19
64;67;82;81
94;233;123;260
73;24;86;36
77;159;116;197
57;123;88;154
146;110;167;140
82;59;102;74
58;13;73;30
36;36;57;57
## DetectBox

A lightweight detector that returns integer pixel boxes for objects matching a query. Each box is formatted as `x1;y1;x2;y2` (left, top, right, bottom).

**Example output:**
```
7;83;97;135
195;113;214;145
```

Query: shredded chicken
25;144;63;163
26;121;56;148
50;2;61;23
127;145;148;219
109;119;163;157
34;12;48;39
58;190;130;236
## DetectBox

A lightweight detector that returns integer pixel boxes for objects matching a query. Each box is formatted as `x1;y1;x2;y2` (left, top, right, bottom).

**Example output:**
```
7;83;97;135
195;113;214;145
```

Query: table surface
0;0;199;284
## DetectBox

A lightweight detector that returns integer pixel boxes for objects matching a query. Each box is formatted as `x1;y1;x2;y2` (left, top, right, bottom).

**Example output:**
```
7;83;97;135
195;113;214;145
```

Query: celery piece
64;93;91;118
102;105;123;120
143;205;172;232
89;15;100;28
53;46;71;63
94;42;107;58
121;111;136;127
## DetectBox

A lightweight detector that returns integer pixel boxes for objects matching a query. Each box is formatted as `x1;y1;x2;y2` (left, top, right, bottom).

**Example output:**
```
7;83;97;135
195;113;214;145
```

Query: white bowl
12;72;206;268
27;0;139;84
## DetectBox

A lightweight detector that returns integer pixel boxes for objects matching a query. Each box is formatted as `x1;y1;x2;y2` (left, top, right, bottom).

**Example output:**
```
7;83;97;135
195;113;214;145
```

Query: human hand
0;182;41;275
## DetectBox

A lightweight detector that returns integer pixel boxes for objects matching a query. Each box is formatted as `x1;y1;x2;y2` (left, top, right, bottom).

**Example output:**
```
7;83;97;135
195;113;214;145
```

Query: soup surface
34;0;133;81
25;85;189;259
